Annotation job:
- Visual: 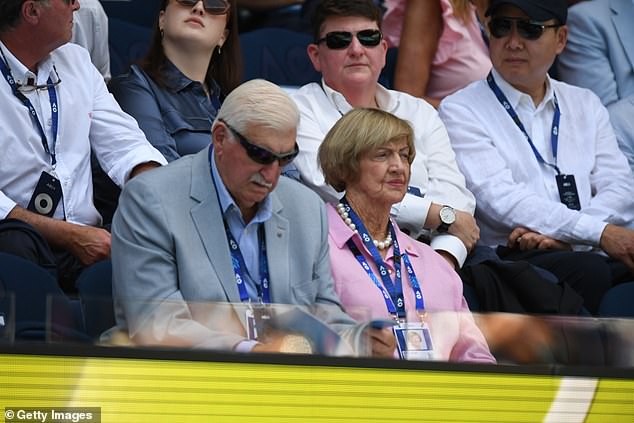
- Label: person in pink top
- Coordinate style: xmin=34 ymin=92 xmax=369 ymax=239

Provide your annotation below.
xmin=384 ymin=0 xmax=491 ymax=107
xmin=318 ymin=108 xmax=495 ymax=363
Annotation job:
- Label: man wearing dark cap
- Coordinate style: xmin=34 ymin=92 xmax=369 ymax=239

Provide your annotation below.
xmin=438 ymin=0 xmax=634 ymax=314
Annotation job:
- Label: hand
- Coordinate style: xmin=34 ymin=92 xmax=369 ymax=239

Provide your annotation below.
xmin=447 ymin=210 xmax=480 ymax=253
xmin=66 ymin=225 xmax=111 ymax=265
xmin=252 ymin=332 xmax=313 ymax=354
xmin=364 ymin=327 xmax=396 ymax=358
xmin=600 ymin=224 xmax=634 ymax=274
xmin=507 ymin=227 xmax=571 ymax=251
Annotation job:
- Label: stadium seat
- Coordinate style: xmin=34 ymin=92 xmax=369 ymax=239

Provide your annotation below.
xmin=598 ymin=282 xmax=634 ymax=318
xmin=76 ymin=260 xmax=116 ymax=339
xmin=0 ymin=253 xmax=87 ymax=342
xmin=240 ymin=27 xmax=321 ymax=87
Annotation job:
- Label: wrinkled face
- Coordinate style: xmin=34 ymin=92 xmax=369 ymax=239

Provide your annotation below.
xmin=488 ymin=5 xmax=567 ymax=97
xmin=346 ymin=138 xmax=411 ymax=208
xmin=307 ymin=16 xmax=387 ymax=93
xmin=159 ymin=0 xmax=228 ymax=52
xmin=213 ymin=122 xmax=297 ymax=216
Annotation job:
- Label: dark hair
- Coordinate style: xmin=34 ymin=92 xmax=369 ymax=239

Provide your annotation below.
xmin=140 ymin=0 xmax=242 ymax=96
xmin=311 ymin=0 xmax=382 ymax=42
xmin=0 ymin=0 xmax=27 ymax=35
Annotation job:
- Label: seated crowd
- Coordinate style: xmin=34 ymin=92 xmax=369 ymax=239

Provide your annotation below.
xmin=0 ymin=0 xmax=632 ymax=364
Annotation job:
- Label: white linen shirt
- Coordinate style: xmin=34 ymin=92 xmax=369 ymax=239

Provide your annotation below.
xmin=0 ymin=42 xmax=167 ymax=225
xmin=439 ymin=69 xmax=634 ymax=248
xmin=292 ymin=81 xmax=475 ymax=267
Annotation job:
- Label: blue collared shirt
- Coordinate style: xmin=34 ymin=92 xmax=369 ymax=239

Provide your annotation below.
xmin=210 ymin=150 xmax=273 ymax=301
xmin=109 ymin=61 xmax=221 ymax=162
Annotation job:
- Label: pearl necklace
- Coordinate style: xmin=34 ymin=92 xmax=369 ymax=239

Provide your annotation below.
xmin=336 ymin=203 xmax=393 ymax=250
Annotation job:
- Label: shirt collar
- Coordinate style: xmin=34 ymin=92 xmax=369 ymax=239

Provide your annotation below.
xmin=163 ymin=59 xmax=221 ymax=98
xmin=0 ymin=41 xmax=55 ymax=86
xmin=320 ymin=79 xmax=399 ymax=113
xmin=491 ymin=68 xmax=556 ymax=111
xmin=210 ymin=146 xmax=273 ymax=224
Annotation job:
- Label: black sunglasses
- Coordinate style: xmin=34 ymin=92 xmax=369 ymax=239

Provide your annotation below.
xmin=175 ymin=0 xmax=230 ymax=15
xmin=316 ymin=29 xmax=382 ymax=50
xmin=220 ymin=120 xmax=299 ymax=166
xmin=488 ymin=17 xmax=561 ymax=41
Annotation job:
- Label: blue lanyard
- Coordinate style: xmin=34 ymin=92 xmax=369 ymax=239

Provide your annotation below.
xmin=341 ymin=198 xmax=425 ymax=319
xmin=209 ymin=147 xmax=271 ymax=304
xmin=223 ymin=223 xmax=271 ymax=304
xmin=0 ymin=49 xmax=59 ymax=167
xmin=487 ymin=72 xmax=561 ymax=175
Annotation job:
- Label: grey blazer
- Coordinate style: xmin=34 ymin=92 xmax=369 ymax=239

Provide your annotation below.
xmin=557 ymin=0 xmax=634 ymax=173
xmin=110 ymin=147 xmax=357 ymax=351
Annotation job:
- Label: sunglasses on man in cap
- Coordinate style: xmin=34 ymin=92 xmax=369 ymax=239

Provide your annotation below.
xmin=488 ymin=17 xmax=562 ymax=41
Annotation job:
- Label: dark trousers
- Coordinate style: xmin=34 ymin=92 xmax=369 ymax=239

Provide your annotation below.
xmin=0 ymin=219 xmax=85 ymax=293
xmin=497 ymin=247 xmax=627 ymax=315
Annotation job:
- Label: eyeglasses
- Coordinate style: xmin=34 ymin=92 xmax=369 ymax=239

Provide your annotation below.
xmin=316 ymin=29 xmax=382 ymax=49
xmin=488 ymin=17 xmax=561 ymax=41
xmin=17 ymin=66 xmax=62 ymax=93
xmin=220 ymin=120 xmax=299 ymax=166
xmin=175 ymin=0 xmax=230 ymax=15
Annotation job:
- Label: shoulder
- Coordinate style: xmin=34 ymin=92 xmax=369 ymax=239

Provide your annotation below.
xmin=53 ymin=43 xmax=92 ymax=64
xmin=568 ymin=0 xmax=610 ymax=21
xmin=552 ymin=78 xmax=605 ymax=108
xmin=275 ymin=176 xmax=325 ymax=206
xmin=125 ymin=153 xmax=196 ymax=195
xmin=292 ymin=83 xmax=323 ymax=105
xmin=109 ymin=65 xmax=153 ymax=91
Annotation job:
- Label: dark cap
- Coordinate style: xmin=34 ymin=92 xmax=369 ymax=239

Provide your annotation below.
xmin=486 ymin=0 xmax=567 ymax=24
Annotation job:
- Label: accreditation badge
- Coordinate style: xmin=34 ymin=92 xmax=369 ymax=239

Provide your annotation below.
xmin=394 ymin=322 xmax=434 ymax=361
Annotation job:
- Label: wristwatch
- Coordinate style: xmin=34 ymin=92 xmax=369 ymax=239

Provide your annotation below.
xmin=437 ymin=205 xmax=456 ymax=233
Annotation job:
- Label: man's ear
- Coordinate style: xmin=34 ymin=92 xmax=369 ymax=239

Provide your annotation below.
xmin=211 ymin=123 xmax=227 ymax=156
xmin=555 ymin=25 xmax=568 ymax=55
xmin=307 ymin=43 xmax=322 ymax=73
xmin=22 ymin=0 xmax=42 ymax=25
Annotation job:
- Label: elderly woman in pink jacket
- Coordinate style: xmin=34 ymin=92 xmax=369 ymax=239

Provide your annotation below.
xmin=319 ymin=108 xmax=495 ymax=363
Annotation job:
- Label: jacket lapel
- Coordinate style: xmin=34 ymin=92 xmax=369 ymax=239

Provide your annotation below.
xmin=264 ymin=192 xmax=291 ymax=304
xmin=611 ymin=0 xmax=634 ymax=70
xmin=189 ymin=148 xmax=241 ymax=304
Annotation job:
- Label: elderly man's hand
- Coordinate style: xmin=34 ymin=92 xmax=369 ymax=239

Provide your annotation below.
xmin=447 ymin=210 xmax=480 ymax=253
xmin=600 ymin=224 xmax=634 ymax=274
xmin=364 ymin=327 xmax=396 ymax=358
xmin=507 ymin=227 xmax=571 ymax=251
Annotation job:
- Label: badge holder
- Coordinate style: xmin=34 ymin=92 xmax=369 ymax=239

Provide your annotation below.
xmin=393 ymin=314 xmax=434 ymax=361
xmin=556 ymin=174 xmax=581 ymax=210
xmin=245 ymin=303 xmax=271 ymax=341
xmin=27 ymin=171 xmax=62 ymax=217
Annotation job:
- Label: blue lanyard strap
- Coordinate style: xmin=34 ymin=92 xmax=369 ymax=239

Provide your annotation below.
xmin=0 ymin=49 xmax=59 ymax=167
xmin=341 ymin=198 xmax=425 ymax=319
xmin=224 ymin=222 xmax=271 ymax=304
xmin=487 ymin=72 xmax=561 ymax=175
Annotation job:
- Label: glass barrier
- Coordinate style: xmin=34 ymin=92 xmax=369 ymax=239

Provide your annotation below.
xmin=42 ymin=295 xmax=634 ymax=367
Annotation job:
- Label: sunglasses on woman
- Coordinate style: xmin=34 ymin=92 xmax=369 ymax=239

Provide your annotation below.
xmin=220 ymin=120 xmax=299 ymax=166
xmin=316 ymin=29 xmax=383 ymax=50
xmin=175 ymin=0 xmax=230 ymax=15
xmin=488 ymin=17 xmax=561 ymax=41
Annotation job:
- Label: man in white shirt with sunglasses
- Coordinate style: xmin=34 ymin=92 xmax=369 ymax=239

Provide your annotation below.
xmin=439 ymin=0 xmax=634 ymax=314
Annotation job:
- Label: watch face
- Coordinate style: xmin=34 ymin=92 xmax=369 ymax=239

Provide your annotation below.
xmin=440 ymin=206 xmax=456 ymax=225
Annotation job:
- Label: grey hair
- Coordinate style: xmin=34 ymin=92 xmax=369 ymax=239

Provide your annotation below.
xmin=214 ymin=79 xmax=299 ymax=135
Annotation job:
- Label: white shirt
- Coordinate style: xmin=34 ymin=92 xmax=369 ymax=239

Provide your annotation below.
xmin=72 ymin=0 xmax=110 ymax=81
xmin=292 ymin=81 xmax=475 ymax=267
xmin=0 ymin=42 xmax=167 ymax=225
xmin=439 ymin=69 xmax=634 ymax=248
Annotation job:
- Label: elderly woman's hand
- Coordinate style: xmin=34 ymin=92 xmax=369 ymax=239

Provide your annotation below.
xmin=447 ymin=210 xmax=480 ymax=253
